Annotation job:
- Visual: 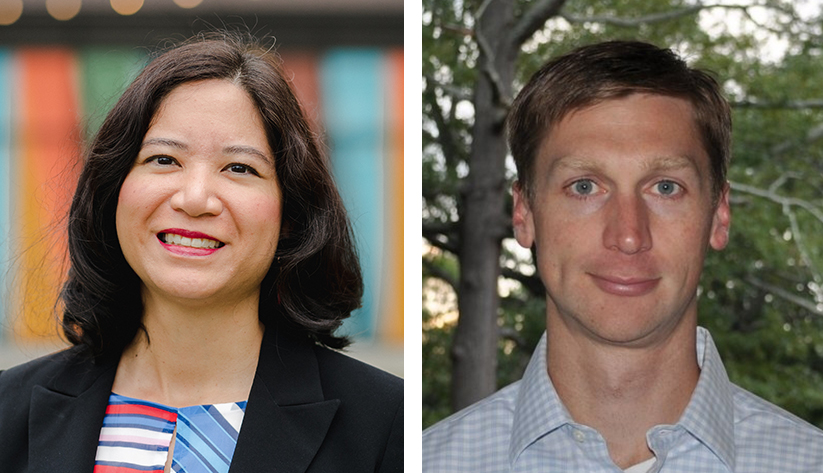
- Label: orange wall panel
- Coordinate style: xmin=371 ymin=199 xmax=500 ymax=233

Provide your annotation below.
xmin=15 ymin=48 xmax=80 ymax=339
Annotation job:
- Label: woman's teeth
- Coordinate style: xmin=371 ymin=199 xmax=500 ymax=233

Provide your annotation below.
xmin=160 ymin=233 xmax=223 ymax=249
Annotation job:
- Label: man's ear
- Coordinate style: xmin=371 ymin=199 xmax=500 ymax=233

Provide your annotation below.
xmin=709 ymin=182 xmax=731 ymax=251
xmin=512 ymin=181 xmax=536 ymax=249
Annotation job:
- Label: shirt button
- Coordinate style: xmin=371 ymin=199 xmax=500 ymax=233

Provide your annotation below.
xmin=573 ymin=430 xmax=585 ymax=443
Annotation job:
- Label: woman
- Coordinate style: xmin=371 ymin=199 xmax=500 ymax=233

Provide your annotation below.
xmin=0 ymin=32 xmax=402 ymax=473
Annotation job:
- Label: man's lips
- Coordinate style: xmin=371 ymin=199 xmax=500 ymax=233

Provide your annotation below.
xmin=588 ymin=273 xmax=661 ymax=297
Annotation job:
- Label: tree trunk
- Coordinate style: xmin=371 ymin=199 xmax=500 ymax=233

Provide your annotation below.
xmin=451 ymin=0 xmax=516 ymax=412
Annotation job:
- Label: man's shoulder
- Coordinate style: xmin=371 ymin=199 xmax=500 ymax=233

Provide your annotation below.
xmin=423 ymin=381 xmax=521 ymax=471
xmin=731 ymin=383 xmax=823 ymax=467
xmin=732 ymin=384 xmax=823 ymax=436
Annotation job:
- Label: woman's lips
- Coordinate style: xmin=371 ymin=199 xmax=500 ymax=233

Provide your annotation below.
xmin=157 ymin=228 xmax=224 ymax=256
xmin=588 ymin=274 xmax=661 ymax=297
xmin=160 ymin=228 xmax=221 ymax=241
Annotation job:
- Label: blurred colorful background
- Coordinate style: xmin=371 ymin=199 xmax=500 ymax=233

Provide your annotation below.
xmin=0 ymin=0 xmax=403 ymax=374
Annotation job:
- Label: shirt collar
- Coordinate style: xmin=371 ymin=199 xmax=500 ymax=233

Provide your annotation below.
xmin=677 ymin=326 xmax=736 ymax=470
xmin=508 ymin=327 xmax=736 ymax=469
xmin=509 ymin=332 xmax=571 ymax=464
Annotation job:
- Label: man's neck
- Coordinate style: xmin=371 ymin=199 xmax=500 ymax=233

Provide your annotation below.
xmin=546 ymin=313 xmax=699 ymax=469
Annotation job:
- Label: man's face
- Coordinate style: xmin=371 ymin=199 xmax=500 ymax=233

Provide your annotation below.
xmin=512 ymin=93 xmax=730 ymax=347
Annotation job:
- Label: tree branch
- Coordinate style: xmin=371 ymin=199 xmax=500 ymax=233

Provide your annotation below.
xmin=509 ymin=0 xmax=568 ymax=48
xmin=423 ymin=222 xmax=460 ymax=255
xmin=744 ymin=276 xmax=823 ymax=315
xmin=730 ymin=181 xmax=823 ymax=225
xmin=732 ymin=180 xmax=823 ymax=305
xmin=501 ymin=266 xmax=545 ymax=297
xmin=558 ymin=3 xmax=795 ymax=30
xmin=782 ymin=202 xmax=823 ymax=299
xmin=423 ymin=84 xmax=466 ymax=169
xmin=423 ymin=257 xmax=459 ymax=291
xmin=424 ymin=73 xmax=472 ymax=103
xmin=732 ymin=99 xmax=823 ymax=109
xmin=474 ymin=31 xmax=511 ymax=108
xmin=559 ymin=5 xmax=702 ymax=28
xmin=499 ymin=326 xmax=528 ymax=351
xmin=473 ymin=0 xmax=523 ymax=110
xmin=770 ymin=123 xmax=823 ymax=156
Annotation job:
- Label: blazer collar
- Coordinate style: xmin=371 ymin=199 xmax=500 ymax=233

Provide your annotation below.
xmin=26 ymin=328 xmax=339 ymax=473
xmin=229 ymin=328 xmax=341 ymax=472
xmin=28 ymin=350 xmax=119 ymax=473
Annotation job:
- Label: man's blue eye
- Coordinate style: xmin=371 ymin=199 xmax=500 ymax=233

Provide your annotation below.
xmin=656 ymin=181 xmax=679 ymax=195
xmin=573 ymin=180 xmax=595 ymax=195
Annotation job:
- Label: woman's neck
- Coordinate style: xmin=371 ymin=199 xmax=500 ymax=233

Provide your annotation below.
xmin=112 ymin=294 xmax=265 ymax=408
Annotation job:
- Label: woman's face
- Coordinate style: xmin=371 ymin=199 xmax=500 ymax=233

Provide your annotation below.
xmin=116 ymin=79 xmax=283 ymax=309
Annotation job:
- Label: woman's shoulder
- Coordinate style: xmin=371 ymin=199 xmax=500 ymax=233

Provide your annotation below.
xmin=312 ymin=344 xmax=403 ymax=398
xmin=0 ymin=346 xmax=85 ymax=392
xmin=0 ymin=345 xmax=116 ymax=400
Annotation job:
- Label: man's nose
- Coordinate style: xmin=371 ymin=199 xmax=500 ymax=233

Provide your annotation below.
xmin=602 ymin=193 xmax=652 ymax=254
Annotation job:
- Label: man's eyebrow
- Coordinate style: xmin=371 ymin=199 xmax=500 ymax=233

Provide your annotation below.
xmin=549 ymin=156 xmax=603 ymax=174
xmin=549 ymin=155 xmax=701 ymax=174
xmin=641 ymin=155 xmax=700 ymax=173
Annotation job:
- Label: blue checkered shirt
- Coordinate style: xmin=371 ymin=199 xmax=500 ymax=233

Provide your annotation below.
xmin=423 ymin=327 xmax=823 ymax=472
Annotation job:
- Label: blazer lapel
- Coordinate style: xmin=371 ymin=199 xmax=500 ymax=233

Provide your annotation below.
xmin=229 ymin=329 xmax=340 ymax=473
xmin=28 ymin=352 xmax=117 ymax=473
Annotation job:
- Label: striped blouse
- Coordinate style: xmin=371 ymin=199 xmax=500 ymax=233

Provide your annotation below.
xmin=94 ymin=393 xmax=247 ymax=473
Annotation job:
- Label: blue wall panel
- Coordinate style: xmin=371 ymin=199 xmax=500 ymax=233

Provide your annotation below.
xmin=321 ymin=50 xmax=384 ymax=339
xmin=0 ymin=50 xmax=11 ymax=339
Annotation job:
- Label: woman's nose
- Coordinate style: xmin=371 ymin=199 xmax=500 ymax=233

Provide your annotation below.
xmin=169 ymin=170 xmax=223 ymax=217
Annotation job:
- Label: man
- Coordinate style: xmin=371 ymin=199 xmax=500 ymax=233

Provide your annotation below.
xmin=422 ymin=41 xmax=823 ymax=472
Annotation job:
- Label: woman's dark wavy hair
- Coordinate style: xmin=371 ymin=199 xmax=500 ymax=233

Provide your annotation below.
xmin=60 ymin=31 xmax=363 ymax=358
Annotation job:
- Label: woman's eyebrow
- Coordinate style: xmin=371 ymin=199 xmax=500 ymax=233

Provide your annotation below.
xmin=140 ymin=138 xmax=274 ymax=166
xmin=223 ymin=145 xmax=274 ymax=166
xmin=141 ymin=137 xmax=188 ymax=151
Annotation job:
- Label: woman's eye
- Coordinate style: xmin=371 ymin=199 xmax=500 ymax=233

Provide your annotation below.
xmin=569 ymin=179 xmax=599 ymax=196
xmin=144 ymin=155 xmax=177 ymax=166
xmin=226 ymin=163 xmax=259 ymax=176
xmin=654 ymin=180 xmax=681 ymax=196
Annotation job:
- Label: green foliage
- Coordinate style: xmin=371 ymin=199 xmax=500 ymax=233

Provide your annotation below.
xmin=424 ymin=0 xmax=823 ymax=428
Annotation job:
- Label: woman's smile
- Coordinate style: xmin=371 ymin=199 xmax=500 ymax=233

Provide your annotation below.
xmin=158 ymin=228 xmax=225 ymax=253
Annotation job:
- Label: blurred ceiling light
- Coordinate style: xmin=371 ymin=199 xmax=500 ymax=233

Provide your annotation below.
xmin=47 ymin=0 xmax=82 ymax=21
xmin=0 ymin=0 xmax=23 ymax=26
xmin=110 ymin=0 xmax=143 ymax=15
xmin=173 ymin=0 xmax=203 ymax=8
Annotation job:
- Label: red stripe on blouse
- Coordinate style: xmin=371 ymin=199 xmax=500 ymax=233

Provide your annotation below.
xmin=105 ymin=403 xmax=178 ymax=423
xmin=93 ymin=465 xmax=164 ymax=473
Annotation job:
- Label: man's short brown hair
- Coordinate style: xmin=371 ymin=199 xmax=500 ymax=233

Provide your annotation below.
xmin=507 ymin=40 xmax=731 ymax=202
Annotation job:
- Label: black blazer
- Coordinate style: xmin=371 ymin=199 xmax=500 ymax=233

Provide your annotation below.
xmin=0 ymin=329 xmax=403 ymax=472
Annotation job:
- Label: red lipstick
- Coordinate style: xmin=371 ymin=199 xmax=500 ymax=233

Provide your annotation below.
xmin=159 ymin=228 xmax=221 ymax=241
xmin=157 ymin=228 xmax=224 ymax=256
